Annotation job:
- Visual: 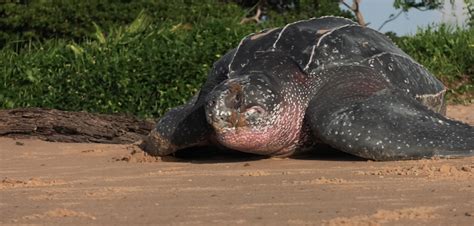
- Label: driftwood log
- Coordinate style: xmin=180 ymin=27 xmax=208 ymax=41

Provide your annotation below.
xmin=0 ymin=108 xmax=154 ymax=144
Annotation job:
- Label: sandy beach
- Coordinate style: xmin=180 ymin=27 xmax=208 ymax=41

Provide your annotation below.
xmin=1 ymin=104 xmax=473 ymax=225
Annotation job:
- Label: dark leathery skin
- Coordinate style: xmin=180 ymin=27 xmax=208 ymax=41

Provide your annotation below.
xmin=143 ymin=16 xmax=473 ymax=160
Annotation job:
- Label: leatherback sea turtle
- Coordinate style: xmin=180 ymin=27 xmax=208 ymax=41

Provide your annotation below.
xmin=141 ymin=16 xmax=473 ymax=160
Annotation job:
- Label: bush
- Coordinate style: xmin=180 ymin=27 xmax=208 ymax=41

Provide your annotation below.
xmin=0 ymin=0 xmax=350 ymax=118
xmin=1 ymin=16 xmax=240 ymax=118
xmin=395 ymin=25 xmax=474 ymax=102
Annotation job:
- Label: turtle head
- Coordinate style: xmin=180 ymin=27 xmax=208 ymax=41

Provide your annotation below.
xmin=205 ymin=70 xmax=306 ymax=156
xmin=206 ymin=73 xmax=280 ymax=130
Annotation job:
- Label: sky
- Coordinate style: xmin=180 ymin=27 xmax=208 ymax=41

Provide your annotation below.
xmin=341 ymin=0 xmax=470 ymax=35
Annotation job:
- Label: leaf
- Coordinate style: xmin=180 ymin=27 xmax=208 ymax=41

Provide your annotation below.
xmin=126 ymin=10 xmax=151 ymax=34
xmin=93 ymin=22 xmax=107 ymax=45
xmin=67 ymin=44 xmax=84 ymax=56
xmin=26 ymin=69 xmax=36 ymax=83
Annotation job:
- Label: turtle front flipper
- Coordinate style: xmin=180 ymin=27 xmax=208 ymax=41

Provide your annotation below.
xmin=141 ymin=99 xmax=211 ymax=156
xmin=307 ymin=66 xmax=473 ymax=161
xmin=141 ymin=49 xmax=238 ymax=156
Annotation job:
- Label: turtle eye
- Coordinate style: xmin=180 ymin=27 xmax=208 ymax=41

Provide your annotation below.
xmin=244 ymin=105 xmax=267 ymax=117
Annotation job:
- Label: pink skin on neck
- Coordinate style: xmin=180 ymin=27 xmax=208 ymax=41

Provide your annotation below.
xmin=214 ymin=104 xmax=306 ymax=156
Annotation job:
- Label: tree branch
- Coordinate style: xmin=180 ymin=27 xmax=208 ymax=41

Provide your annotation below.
xmin=240 ymin=6 xmax=262 ymax=24
xmin=240 ymin=0 xmax=265 ymax=24
xmin=378 ymin=9 xmax=404 ymax=31
xmin=340 ymin=0 xmax=367 ymax=26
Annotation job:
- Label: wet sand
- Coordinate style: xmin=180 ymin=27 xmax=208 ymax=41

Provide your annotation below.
xmin=1 ymin=104 xmax=473 ymax=225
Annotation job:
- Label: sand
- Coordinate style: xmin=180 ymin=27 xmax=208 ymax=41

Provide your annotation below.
xmin=1 ymin=104 xmax=473 ymax=225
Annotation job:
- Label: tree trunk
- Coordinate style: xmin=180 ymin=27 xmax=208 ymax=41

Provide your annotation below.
xmin=0 ymin=108 xmax=154 ymax=144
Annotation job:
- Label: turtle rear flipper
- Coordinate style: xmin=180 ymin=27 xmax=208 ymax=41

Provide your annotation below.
xmin=308 ymin=67 xmax=473 ymax=161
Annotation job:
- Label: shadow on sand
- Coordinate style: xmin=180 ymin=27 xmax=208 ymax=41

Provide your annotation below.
xmin=160 ymin=144 xmax=365 ymax=164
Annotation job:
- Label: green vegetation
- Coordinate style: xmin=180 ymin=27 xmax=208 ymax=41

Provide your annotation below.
xmin=0 ymin=0 xmax=472 ymax=118
xmin=0 ymin=0 xmax=349 ymax=49
xmin=395 ymin=25 xmax=473 ymax=102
